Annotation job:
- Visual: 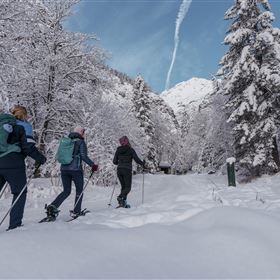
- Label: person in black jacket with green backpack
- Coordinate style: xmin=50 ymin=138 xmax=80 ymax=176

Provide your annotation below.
xmin=44 ymin=126 xmax=98 ymax=221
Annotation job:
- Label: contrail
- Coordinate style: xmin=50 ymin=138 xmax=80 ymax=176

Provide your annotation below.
xmin=165 ymin=0 xmax=192 ymax=90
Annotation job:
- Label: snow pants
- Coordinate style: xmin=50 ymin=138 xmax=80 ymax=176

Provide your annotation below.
xmin=0 ymin=168 xmax=27 ymax=229
xmin=117 ymin=168 xmax=132 ymax=201
xmin=51 ymin=170 xmax=84 ymax=213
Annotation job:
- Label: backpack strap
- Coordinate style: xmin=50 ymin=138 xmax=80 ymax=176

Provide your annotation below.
xmin=72 ymin=138 xmax=82 ymax=157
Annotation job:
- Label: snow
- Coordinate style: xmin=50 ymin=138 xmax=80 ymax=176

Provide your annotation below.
xmin=238 ymin=101 xmax=250 ymax=115
xmin=226 ymin=157 xmax=236 ymax=164
xmin=253 ymin=151 xmax=266 ymax=167
xmin=159 ymin=161 xmax=171 ymax=168
xmin=161 ymin=77 xmax=213 ymax=113
xmin=1 ymin=173 xmax=280 ymax=278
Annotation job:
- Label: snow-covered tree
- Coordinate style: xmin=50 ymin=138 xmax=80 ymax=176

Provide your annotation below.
xmin=84 ymin=87 xmax=134 ymax=186
xmin=23 ymin=1 xmax=103 ymax=153
xmin=0 ymin=0 xmax=195 ymax=185
xmin=150 ymin=95 xmax=180 ymax=171
xmin=217 ymin=0 xmax=280 ymax=179
xmin=132 ymin=75 xmax=157 ymax=171
xmin=198 ymin=92 xmax=234 ymax=173
xmin=0 ymin=0 xmax=106 ymax=176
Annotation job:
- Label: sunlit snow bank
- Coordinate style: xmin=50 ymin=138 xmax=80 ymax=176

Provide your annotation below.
xmin=0 ymin=173 xmax=280 ymax=278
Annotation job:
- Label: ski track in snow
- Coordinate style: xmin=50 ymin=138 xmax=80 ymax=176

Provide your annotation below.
xmin=1 ymin=173 xmax=280 ymax=231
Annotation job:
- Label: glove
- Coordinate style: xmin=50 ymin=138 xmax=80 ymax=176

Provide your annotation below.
xmin=37 ymin=155 xmax=47 ymax=165
xmin=42 ymin=156 xmax=47 ymax=164
xmin=92 ymin=164 xmax=99 ymax=172
xmin=142 ymin=160 xmax=147 ymax=169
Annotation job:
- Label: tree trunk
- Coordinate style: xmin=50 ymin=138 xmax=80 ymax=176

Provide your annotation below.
xmin=272 ymin=136 xmax=280 ymax=169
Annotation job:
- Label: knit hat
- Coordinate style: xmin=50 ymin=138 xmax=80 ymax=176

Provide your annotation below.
xmin=119 ymin=136 xmax=130 ymax=146
xmin=74 ymin=126 xmax=85 ymax=136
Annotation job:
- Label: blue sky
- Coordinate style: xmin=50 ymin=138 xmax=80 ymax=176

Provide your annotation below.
xmin=65 ymin=0 xmax=280 ymax=93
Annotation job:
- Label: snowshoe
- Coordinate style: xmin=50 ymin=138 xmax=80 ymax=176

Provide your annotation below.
xmin=67 ymin=208 xmax=90 ymax=222
xmin=39 ymin=204 xmax=59 ymax=223
xmin=116 ymin=204 xmax=131 ymax=209
xmin=39 ymin=216 xmax=56 ymax=223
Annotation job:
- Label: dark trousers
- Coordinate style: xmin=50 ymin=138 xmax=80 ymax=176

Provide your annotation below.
xmin=0 ymin=168 xmax=27 ymax=228
xmin=117 ymin=168 xmax=132 ymax=201
xmin=51 ymin=170 xmax=84 ymax=213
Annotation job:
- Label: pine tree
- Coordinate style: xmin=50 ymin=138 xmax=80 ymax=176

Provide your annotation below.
xmin=217 ymin=0 xmax=280 ymax=179
xmin=132 ymin=75 xmax=157 ymax=171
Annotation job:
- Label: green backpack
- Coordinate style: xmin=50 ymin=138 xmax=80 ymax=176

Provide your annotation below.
xmin=55 ymin=137 xmax=80 ymax=164
xmin=0 ymin=114 xmax=21 ymax=158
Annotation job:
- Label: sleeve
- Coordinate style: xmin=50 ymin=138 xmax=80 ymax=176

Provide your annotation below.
xmin=25 ymin=122 xmax=33 ymax=137
xmin=113 ymin=149 xmax=119 ymax=165
xmin=18 ymin=126 xmax=46 ymax=164
xmin=79 ymin=140 xmax=94 ymax=167
xmin=132 ymin=148 xmax=144 ymax=166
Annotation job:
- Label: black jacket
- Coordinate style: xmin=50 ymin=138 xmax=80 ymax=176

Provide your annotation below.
xmin=113 ymin=145 xmax=144 ymax=170
xmin=0 ymin=125 xmax=46 ymax=169
xmin=61 ymin=132 xmax=94 ymax=171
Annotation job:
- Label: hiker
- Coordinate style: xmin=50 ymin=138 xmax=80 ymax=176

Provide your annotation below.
xmin=44 ymin=126 xmax=98 ymax=221
xmin=113 ymin=136 xmax=145 ymax=207
xmin=0 ymin=110 xmax=46 ymax=230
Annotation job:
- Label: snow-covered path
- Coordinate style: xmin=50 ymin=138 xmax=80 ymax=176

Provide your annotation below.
xmin=1 ymin=173 xmax=280 ymax=278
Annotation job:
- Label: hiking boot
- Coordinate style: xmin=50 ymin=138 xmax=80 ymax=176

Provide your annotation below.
xmin=46 ymin=204 xmax=59 ymax=219
xmin=117 ymin=196 xmax=127 ymax=207
xmin=6 ymin=223 xmax=23 ymax=231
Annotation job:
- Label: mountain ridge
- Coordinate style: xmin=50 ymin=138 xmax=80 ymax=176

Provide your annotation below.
xmin=161 ymin=77 xmax=214 ymax=114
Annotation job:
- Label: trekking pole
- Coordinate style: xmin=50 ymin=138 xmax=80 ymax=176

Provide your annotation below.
xmin=0 ymin=164 xmax=41 ymax=228
xmin=108 ymin=181 xmax=117 ymax=207
xmin=0 ymin=182 xmax=8 ymax=200
xmin=142 ymin=169 xmax=145 ymax=204
xmin=71 ymin=170 xmax=94 ymax=214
